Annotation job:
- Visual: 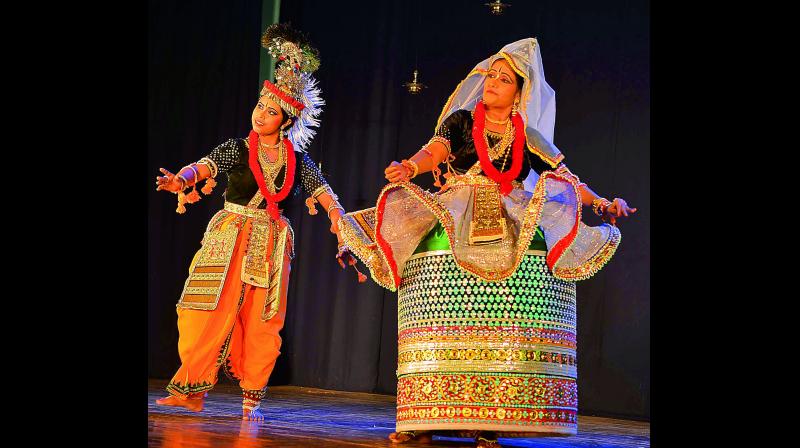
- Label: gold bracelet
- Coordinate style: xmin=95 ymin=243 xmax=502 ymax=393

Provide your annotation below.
xmin=327 ymin=203 xmax=345 ymax=219
xmin=401 ymin=159 xmax=419 ymax=179
xmin=592 ymin=197 xmax=611 ymax=216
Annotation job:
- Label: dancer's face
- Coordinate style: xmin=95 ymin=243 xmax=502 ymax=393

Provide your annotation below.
xmin=252 ymin=96 xmax=285 ymax=136
xmin=482 ymin=58 xmax=521 ymax=110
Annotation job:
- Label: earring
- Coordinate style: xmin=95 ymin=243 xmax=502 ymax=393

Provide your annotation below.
xmin=511 ymin=101 xmax=519 ymax=116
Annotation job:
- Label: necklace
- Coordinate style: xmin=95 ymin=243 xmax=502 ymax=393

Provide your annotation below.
xmin=258 ymin=138 xmax=281 ymax=149
xmin=258 ymin=140 xmax=286 ymax=193
xmin=484 ymin=113 xmax=510 ymax=125
xmin=471 ymin=101 xmax=525 ymax=195
xmin=247 ymin=130 xmax=296 ymax=220
xmin=484 ymin=120 xmax=514 ymax=160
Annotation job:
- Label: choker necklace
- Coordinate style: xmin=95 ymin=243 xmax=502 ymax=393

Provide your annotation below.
xmin=484 ymin=114 xmax=510 ymax=125
xmin=258 ymin=139 xmax=281 ymax=149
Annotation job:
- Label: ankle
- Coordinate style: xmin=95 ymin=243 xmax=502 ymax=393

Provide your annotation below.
xmin=242 ymin=389 xmax=265 ymax=412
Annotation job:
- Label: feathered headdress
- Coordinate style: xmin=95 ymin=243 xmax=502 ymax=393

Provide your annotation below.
xmin=260 ymin=23 xmax=324 ymax=151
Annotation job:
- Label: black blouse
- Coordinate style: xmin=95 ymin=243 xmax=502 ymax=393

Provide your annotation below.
xmin=434 ymin=109 xmax=560 ymax=180
xmin=204 ymin=138 xmax=328 ymax=208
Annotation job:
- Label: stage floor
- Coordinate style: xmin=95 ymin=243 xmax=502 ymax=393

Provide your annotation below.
xmin=148 ymin=379 xmax=649 ymax=447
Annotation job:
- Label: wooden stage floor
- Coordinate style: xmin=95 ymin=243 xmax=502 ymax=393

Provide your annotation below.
xmin=148 ymin=379 xmax=650 ymax=447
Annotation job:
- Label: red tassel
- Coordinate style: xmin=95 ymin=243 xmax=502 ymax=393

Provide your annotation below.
xmin=176 ymin=192 xmax=187 ymax=214
xmin=186 ymin=188 xmax=201 ymax=203
xmin=201 ymin=178 xmax=217 ymax=195
xmin=353 ymin=265 xmax=367 ymax=283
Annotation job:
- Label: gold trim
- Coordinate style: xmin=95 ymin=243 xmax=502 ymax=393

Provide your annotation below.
xmin=399 ymin=340 xmax=574 ymax=352
xmin=311 ymin=184 xmax=334 ymax=199
xmin=396 ymin=359 xmax=577 ymax=377
xmin=262 ymin=223 xmax=291 ymax=321
xmin=242 ymin=219 xmax=271 ymax=287
xmin=224 ymin=201 xmax=270 ymax=219
xmin=427 ymin=136 xmax=451 ymax=153
xmin=399 ymin=317 xmax=576 ymax=330
xmin=260 ymin=88 xmax=300 ymax=117
xmin=177 ymin=222 xmax=240 ymax=311
xmin=338 ymin=211 xmax=395 ymax=290
xmin=197 ymin=157 xmax=218 ymax=178
xmin=553 ymin=225 xmax=621 ymax=281
xmin=396 ymin=422 xmax=576 ymax=435
xmin=406 ymin=249 xmax=547 ymax=263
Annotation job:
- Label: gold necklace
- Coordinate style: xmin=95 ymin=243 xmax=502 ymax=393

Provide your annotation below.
xmin=485 ymin=113 xmax=510 ymax=125
xmin=484 ymin=120 xmax=513 ymax=160
xmin=258 ymin=141 xmax=286 ymax=193
xmin=258 ymin=138 xmax=280 ymax=149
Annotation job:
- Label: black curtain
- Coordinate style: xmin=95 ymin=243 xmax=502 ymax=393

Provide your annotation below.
xmin=149 ymin=0 xmax=650 ymax=420
xmin=147 ymin=0 xmax=262 ymax=382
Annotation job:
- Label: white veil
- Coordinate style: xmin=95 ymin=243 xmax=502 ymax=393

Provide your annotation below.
xmin=434 ymin=38 xmax=562 ymax=190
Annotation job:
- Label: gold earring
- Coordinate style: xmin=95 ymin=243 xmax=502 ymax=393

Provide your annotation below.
xmin=511 ymin=101 xmax=519 ymax=116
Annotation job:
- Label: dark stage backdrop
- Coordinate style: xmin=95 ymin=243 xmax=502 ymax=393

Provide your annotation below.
xmin=148 ymin=0 xmax=650 ymax=420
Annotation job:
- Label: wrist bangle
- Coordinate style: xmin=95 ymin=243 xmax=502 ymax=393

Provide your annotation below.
xmin=188 ymin=164 xmax=199 ymax=187
xmin=592 ymin=197 xmax=611 ymax=217
xmin=175 ymin=174 xmax=189 ymax=191
xmin=401 ymin=159 xmax=419 ymax=179
xmin=327 ymin=203 xmax=345 ymax=219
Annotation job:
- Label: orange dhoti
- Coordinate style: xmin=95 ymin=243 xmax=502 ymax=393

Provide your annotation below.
xmin=165 ymin=210 xmax=293 ymax=401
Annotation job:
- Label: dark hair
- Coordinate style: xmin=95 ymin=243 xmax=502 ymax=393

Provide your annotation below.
xmin=514 ymin=72 xmax=524 ymax=91
xmin=279 ymin=108 xmax=292 ymax=126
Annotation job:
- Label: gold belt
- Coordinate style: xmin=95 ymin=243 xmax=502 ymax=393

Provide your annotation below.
xmin=444 ymin=173 xmax=524 ymax=190
xmin=223 ymin=201 xmax=272 ymax=219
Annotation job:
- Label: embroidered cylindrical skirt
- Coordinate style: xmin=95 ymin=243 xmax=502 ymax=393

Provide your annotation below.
xmin=395 ymin=249 xmax=578 ymax=436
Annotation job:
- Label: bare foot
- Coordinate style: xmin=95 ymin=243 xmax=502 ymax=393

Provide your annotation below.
xmin=155 ymin=395 xmax=204 ymax=412
xmin=242 ymin=408 xmax=265 ymax=422
xmin=388 ymin=431 xmax=432 ymax=444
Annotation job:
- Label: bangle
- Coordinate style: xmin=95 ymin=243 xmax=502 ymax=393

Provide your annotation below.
xmin=197 ymin=157 xmax=218 ymax=178
xmin=428 ymin=136 xmax=451 ymax=153
xmin=327 ymin=203 xmax=345 ymax=219
xmin=401 ymin=159 xmax=419 ymax=179
xmin=189 ymin=164 xmax=199 ymax=186
xmin=175 ymin=174 xmax=189 ymax=191
xmin=178 ymin=165 xmax=195 ymax=187
xmin=592 ymin=197 xmax=612 ymax=217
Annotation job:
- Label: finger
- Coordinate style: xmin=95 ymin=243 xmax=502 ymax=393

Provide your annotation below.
xmin=160 ymin=168 xmax=174 ymax=176
xmin=337 ymin=258 xmax=345 ymax=269
xmin=614 ymin=201 xmax=624 ymax=217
